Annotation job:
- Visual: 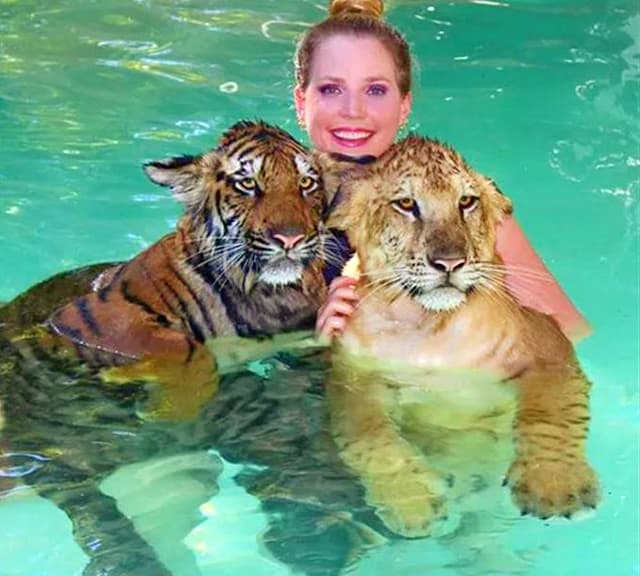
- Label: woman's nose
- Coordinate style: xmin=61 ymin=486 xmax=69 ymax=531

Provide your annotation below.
xmin=341 ymin=93 xmax=365 ymax=118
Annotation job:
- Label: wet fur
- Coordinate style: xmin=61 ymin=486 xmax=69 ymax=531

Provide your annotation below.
xmin=0 ymin=120 xmax=332 ymax=575
xmin=38 ymin=120 xmax=329 ymax=420
xmin=320 ymin=135 xmax=600 ymax=539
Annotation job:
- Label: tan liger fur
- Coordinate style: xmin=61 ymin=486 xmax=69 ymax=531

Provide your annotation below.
xmin=320 ymin=136 xmax=599 ymax=539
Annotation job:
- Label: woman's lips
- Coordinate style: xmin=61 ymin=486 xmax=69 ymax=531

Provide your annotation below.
xmin=330 ymin=129 xmax=373 ymax=148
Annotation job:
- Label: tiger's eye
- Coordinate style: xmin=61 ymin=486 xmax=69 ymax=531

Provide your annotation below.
xmin=299 ymin=175 xmax=316 ymax=190
xmin=241 ymin=177 xmax=257 ymax=189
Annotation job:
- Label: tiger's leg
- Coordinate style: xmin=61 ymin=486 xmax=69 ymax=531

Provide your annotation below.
xmin=506 ymin=366 xmax=599 ymax=518
xmin=327 ymin=365 xmax=448 ymax=538
xmin=101 ymin=342 xmax=219 ymax=422
xmin=46 ymin=293 xmax=219 ymax=421
xmin=36 ymin=463 xmax=174 ymax=576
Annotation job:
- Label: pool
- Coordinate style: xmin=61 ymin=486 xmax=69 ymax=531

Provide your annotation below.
xmin=0 ymin=1 xmax=638 ymax=575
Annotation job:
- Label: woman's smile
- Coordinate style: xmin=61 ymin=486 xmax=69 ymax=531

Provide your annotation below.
xmin=294 ymin=35 xmax=411 ymax=158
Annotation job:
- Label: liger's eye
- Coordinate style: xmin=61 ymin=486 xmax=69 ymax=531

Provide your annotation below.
xmin=393 ymin=197 xmax=417 ymax=213
xmin=299 ymin=175 xmax=317 ymax=193
xmin=459 ymin=195 xmax=478 ymax=212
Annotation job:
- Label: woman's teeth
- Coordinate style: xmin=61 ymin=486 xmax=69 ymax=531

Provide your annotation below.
xmin=332 ymin=130 xmax=371 ymax=140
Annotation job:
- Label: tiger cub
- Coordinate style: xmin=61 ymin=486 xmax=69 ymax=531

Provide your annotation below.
xmin=319 ymin=135 xmax=599 ymax=538
xmin=18 ymin=121 xmax=329 ymax=420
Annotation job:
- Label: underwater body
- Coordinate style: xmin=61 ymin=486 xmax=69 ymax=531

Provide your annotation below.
xmin=1 ymin=1 xmax=638 ymax=575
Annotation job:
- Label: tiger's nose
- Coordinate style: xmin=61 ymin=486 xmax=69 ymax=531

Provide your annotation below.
xmin=273 ymin=233 xmax=305 ymax=250
xmin=428 ymin=256 xmax=467 ymax=273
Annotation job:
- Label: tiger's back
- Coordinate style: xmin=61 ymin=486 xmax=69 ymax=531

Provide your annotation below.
xmin=0 ymin=120 xmax=332 ymax=575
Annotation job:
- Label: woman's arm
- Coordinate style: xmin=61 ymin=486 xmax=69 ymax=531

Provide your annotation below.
xmin=497 ymin=216 xmax=592 ymax=343
xmin=317 ymin=218 xmax=592 ymax=343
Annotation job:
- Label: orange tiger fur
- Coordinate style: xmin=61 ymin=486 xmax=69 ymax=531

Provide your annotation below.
xmin=39 ymin=121 xmax=328 ymax=419
xmin=319 ymin=135 xmax=599 ymax=539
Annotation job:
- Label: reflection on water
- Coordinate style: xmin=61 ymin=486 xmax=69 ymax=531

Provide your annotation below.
xmin=0 ymin=1 xmax=638 ymax=576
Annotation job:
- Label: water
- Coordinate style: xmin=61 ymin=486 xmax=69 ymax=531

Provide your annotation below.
xmin=0 ymin=0 xmax=638 ymax=575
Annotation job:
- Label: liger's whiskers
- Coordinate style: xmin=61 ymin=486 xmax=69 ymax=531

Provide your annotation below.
xmin=479 ymin=263 xmax=555 ymax=284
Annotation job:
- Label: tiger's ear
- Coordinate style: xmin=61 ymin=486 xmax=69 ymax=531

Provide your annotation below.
xmin=144 ymin=155 xmax=208 ymax=208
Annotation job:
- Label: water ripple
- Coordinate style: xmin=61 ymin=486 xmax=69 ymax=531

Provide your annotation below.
xmin=0 ymin=452 xmax=51 ymax=479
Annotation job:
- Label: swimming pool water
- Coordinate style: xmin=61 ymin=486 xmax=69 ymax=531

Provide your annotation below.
xmin=0 ymin=1 xmax=638 ymax=575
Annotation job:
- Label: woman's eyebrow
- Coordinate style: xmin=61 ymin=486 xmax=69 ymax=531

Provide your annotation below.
xmin=314 ymin=75 xmax=392 ymax=83
xmin=315 ymin=76 xmax=344 ymax=83
xmin=363 ymin=76 xmax=392 ymax=83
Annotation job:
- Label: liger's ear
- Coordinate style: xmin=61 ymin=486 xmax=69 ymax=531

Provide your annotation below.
xmin=324 ymin=182 xmax=356 ymax=231
xmin=144 ymin=154 xmax=208 ymax=208
xmin=474 ymin=171 xmax=513 ymax=221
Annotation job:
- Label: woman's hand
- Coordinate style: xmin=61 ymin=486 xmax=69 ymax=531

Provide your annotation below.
xmin=316 ymin=276 xmax=359 ymax=341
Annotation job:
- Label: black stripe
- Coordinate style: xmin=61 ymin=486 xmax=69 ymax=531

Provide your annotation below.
xmin=120 ymin=280 xmax=171 ymax=328
xmin=214 ymin=190 xmax=228 ymax=235
xmin=147 ymin=273 xmax=181 ymax=320
xmin=225 ymin=139 xmax=255 ymax=158
xmin=75 ymin=297 xmax=102 ymax=337
xmin=135 ymin=257 xmax=183 ymax=320
xmin=161 ymin=245 xmax=217 ymax=337
xmin=216 ymin=284 xmax=254 ymax=337
xmin=47 ymin=320 xmax=84 ymax=342
xmin=145 ymin=155 xmax=196 ymax=171
xmin=97 ymin=264 xmax=125 ymax=302
xmin=160 ymin=279 xmax=206 ymax=343
xmin=185 ymin=338 xmax=196 ymax=363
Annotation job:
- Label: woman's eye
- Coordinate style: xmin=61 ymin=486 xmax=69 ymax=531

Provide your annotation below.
xmin=318 ymin=84 xmax=340 ymax=95
xmin=367 ymin=84 xmax=388 ymax=96
xmin=459 ymin=195 xmax=479 ymax=212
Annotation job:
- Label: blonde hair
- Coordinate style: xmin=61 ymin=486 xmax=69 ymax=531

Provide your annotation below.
xmin=294 ymin=0 xmax=411 ymax=95
xmin=329 ymin=0 xmax=384 ymax=18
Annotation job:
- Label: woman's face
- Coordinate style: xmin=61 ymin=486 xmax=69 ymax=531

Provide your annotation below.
xmin=294 ymin=34 xmax=412 ymax=158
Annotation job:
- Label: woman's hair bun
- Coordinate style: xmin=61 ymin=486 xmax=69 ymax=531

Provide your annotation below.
xmin=328 ymin=0 xmax=384 ymax=19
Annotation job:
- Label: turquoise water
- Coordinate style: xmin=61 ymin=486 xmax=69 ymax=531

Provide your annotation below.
xmin=0 ymin=1 xmax=638 ymax=575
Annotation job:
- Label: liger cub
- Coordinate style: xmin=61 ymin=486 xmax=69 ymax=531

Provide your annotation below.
xmin=320 ymin=135 xmax=600 ymax=539
xmin=4 ymin=120 xmax=329 ymax=420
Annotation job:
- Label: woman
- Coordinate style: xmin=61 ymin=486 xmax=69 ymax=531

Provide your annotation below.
xmin=293 ymin=0 xmax=591 ymax=342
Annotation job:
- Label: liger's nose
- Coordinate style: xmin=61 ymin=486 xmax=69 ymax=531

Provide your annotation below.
xmin=428 ymin=256 xmax=467 ymax=273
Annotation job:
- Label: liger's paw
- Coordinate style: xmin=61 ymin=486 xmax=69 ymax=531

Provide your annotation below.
xmin=367 ymin=466 xmax=450 ymax=538
xmin=506 ymin=457 xmax=600 ymax=519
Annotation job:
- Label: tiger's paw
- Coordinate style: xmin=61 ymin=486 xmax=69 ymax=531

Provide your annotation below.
xmin=367 ymin=467 xmax=450 ymax=538
xmin=100 ymin=349 xmax=218 ymax=421
xmin=506 ymin=457 xmax=600 ymax=519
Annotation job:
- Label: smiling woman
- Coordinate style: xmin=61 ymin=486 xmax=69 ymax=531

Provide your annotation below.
xmin=293 ymin=0 xmax=411 ymax=157
xmin=294 ymin=0 xmax=591 ymax=345
xmin=294 ymin=34 xmax=411 ymax=157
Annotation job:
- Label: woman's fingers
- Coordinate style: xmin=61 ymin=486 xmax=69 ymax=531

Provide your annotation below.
xmin=327 ymin=275 xmax=358 ymax=295
xmin=316 ymin=276 xmax=360 ymax=339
